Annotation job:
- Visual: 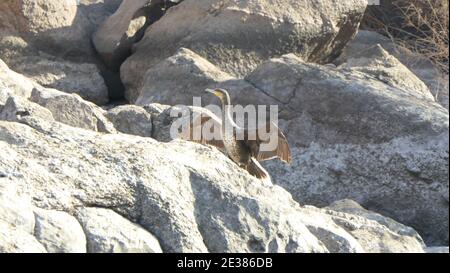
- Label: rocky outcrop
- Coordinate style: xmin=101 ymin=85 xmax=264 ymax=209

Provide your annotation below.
xmin=0 ymin=1 xmax=113 ymax=104
xmin=76 ymin=207 xmax=162 ymax=253
xmin=0 ymin=115 xmax=427 ymax=253
xmin=106 ymin=105 xmax=152 ymax=137
xmin=141 ymin=52 xmax=448 ymax=245
xmin=92 ymin=0 xmax=182 ymax=70
xmin=132 ymin=48 xmax=278 ymax=106
xmin=30 ymin=87 xmax=116 ymax=133
xmin=250 ymin=54 xmax=448 ymax=245
xmin=337 ymin=30 xmax=449 ymax=110
xmin=121 ymin=0 xmax=368 ymax=101
xmin=33 ymin=208 xmax=87 ymax=253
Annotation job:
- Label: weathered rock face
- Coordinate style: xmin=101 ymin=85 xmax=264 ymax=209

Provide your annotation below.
xmin=337 ymin=30 xmax=449 ymax=110
xmin=338 ymin=44 xmax=435 ymax=102
xmin=121 ymin=0 xmax=368 ymax=100
xmin=143 ymin=51 xmax=449 ymax=245
xmin=76 ymin=207 xmax=162 ymax=253
xmin=34 ymin=208 xmax=87 ymax=253
xmin=324 ymin=200 xmax=426 ymax=253
xmin=132 ymin=48 xmax=278 ymax=106
xmin=30 ymin=87 xmax=116 ymax=133
xmin=92 ymin=0 xmax=182 ymax=70
xmin=0 ymin=115 xmax=427 ymax=253
xmin=250 ymin=54 xmax=449 ymax=245
xmin=0 ymin=1 xmax=115 ymax=104
xmin=106 ymin=105 xmax=152 ymax=137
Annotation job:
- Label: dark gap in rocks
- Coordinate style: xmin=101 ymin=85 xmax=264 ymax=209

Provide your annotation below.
xmin=98 ymin=0 xmax=182 ymax=104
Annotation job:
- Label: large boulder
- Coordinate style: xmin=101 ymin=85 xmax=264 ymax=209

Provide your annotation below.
xmin=0 ymin=0 xmax=91 ymax=60
xmin=249 ymin=54 xmax=448 ymax=245
xmin=33 ymin=208 xmax=87 ymax=253
xmin=121 ymin=0 xmax=368 ymax=101
xmin=92 ymin=0 xmax=182 ymax=70
xmin=0 ymin=116 xmax=427 ymax=253
xmin=337 ymin=30 xmax=449 ymax=110
xmin=133 ymin=48 xmax=278 ymax=106
xmin=0 ymin=1 xmax=117 ymax=105
xmin=76 ymin=207 xmax=162 ymax=253
xmin=106 ymin=105 xmax=152 ymax=137
xmin=30 ymin=87 xmax=116 ymax=133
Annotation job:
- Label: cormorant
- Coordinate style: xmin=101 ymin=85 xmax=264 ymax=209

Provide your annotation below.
xmin=181 ymin=88 xmax=291 ymax=180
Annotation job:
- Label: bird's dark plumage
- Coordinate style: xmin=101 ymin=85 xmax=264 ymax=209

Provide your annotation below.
xmin=180 ymin=88 xmax=291 ymax=180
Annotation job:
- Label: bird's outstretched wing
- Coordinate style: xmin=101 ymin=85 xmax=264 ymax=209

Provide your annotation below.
xmin=178 ymin=109 xmax=225 ymax=151
xmin=244 ymin=122 xmax=291 ymax=164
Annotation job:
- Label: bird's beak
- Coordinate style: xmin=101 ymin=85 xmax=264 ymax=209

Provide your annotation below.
xmin=205 ymin=88 xmax=215 ymax=94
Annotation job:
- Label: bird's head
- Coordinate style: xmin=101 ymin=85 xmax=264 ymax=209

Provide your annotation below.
xmin=205 ymin=88 xmax=230 ymax=103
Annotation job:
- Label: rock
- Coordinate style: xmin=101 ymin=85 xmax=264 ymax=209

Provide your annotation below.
xmin=0 ymin=1 xmax=117 ymax=104
xmin=0 ymin=119 xmax=363 ymax=253
xmin=93 ymin=0 xmax=181 ymax=70
xmin=30 ymin=87 xmax=116 ymax=133
xmin=0 ymin=181 xmax=46 ymax=253
xmin=121 ymin=0 xmax=368 ymax=98
xmin=132 ymin=48 xmax=278 ymax=106
xmin=426 ymin=247 xmax=449 ymax=253
xmin=0 ymin=181 xmax=35 ymax=234
xmin=0 ymin=223 xmax=47 ymax=253
xmin=0 ymin=0 xmax=92 ymax=60
xmin=13 ymin=57 xmax=109 ymax=105
xmin=106 ymin=105 xmax=152 ymax=137
xmin=242 ymin=54 xmax=449 ymax=245
xmin=76 ymin=207 xmax=162 ymax=253
xmin=0 ymin=59 xmax=36 ymax=102
xmin=325 ymin=200 xmax=426 ymax=253
xmin=337 ymin=30 xmax=449 ymax=110
xmin=0 ymin=96 xmax=54 ymax=123
xmin=339 ymin=44 xmax=435 ymax=102
xmin=33 ymin=208 xmax=87 ymax=253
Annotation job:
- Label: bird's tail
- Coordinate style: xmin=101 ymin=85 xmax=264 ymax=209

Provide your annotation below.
xmin=246 ymin=158 xmax=270 ymax=181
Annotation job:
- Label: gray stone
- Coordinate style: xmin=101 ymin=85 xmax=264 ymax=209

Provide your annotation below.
xmin=13 ymin=58 xmax=109 ymax=105
xmin=121 ymin=0 xmax=367 ymax=99
xmin=106 ymin=105 xmax=152 ymax=137
xmin=0 ymin=96 xmax=54 ymax=123
xmin=33 ymin=208 xmax=87 ymax=253
xmin=337 ymin=30 xmax=449 ymax=110
xmin=30 ymin=87 xmax=115 ymax=133
xmin=76 ymin=207 xmax=162 ymax=253
xmin=325 ymin=200 xmax=426 ymax=253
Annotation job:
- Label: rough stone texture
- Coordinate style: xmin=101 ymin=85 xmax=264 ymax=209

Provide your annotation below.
xmin=0 ymin=0 xmax=92 ymax=60
xmin=339 ymin=44 xmax=435 ymax=102
xmin=246 ymin=54 xmax=449 ymax=246
xmin=30 ymin=87 xmax=116 ymax=133
xmin=132 ymin=48 xmax=279 ymax=106
xmin=324 ymin=200 xmax=426 ymax=253
xmin=0 ymin=115 xmax=430 ymax=253
xmin=337 ymin=30 xmax=449 ymax=110
xmin=93 ymin=0 xmax=183 ymax=70
xmin=33 ymin=208 xmax=87 ymax=253
xmin=13 ymin=57 xmax=109 ymax=105
xmin=76 ymin=207 xmax=162 ymax=253
xmin=426 ymin=247 xmax=449 ymax=253
xmin=0 ymin=59 xmax=36 ymax=102
xmin=0 ymin=96 xmax=54 ymax=123
xmin=92 ymin=0 xmax=149 ymax=70
xmin=0 ymin=224 xmax=47 ymax=253
xmin=121 ymin=0 xmax=368 ymax=100
xmin=0 ymin=1 xmax=116 ymax=105
xmin=0 ymin=181 xmax=46 ymax=253
xmin=106 ymin=105 xmax=152 ymax=137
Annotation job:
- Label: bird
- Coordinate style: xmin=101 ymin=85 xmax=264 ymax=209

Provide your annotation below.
xmin=179 ymin=88 xmax=291 ymax=180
